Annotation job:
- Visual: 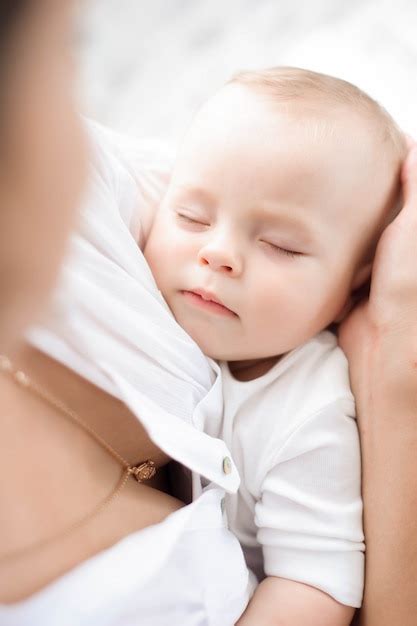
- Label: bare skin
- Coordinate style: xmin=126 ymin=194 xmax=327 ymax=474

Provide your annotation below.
xmin=236 ymin=578 xmax=354 ymax=626
xmin=0 ymin=344 xmax=183 ymax=603
xmin=340 ymin=144 xmax=417 ymax=626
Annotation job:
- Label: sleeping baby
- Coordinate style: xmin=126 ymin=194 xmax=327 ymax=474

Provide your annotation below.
xmin=143 ymin=67 xmax=405 ymax=624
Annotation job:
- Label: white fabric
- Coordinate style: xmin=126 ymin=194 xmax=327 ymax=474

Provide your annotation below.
xmin=28 ymin=120 xmax=240 ymax=493
xmin=0 ymin=488 xmax=250 ymax=626
xmin=221 ymin=331 xmax=365 ymax=608
xmin=0 ymin=121 xmax=252 ymax=625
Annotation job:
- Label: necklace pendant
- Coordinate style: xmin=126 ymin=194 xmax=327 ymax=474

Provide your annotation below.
xmin=129 ymin=460 xmax=156 ymax=483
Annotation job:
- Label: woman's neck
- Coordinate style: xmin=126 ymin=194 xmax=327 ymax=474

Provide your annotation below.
xmin=3 ymin=342 xmax=170 ymax=466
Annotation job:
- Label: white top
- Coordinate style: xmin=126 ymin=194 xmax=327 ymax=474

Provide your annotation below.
xmin=28 ymin=120 xmax=239 ymax=494
xmin=0 ymin=122 xmax=252 ymax=625
xmin=221 ymin=331 xmax=365 ymax=608
xmin=1 ymin=489 xmax=250 ymax=626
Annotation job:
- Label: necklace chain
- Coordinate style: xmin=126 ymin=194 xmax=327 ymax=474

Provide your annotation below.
xmin=0 ymin=354 xmax=156 ymax=562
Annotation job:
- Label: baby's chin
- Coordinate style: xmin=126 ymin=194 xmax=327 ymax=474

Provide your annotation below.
xmin=188 ymin=332 xmax=289 ymax=374
xmin=186 ymin=332 xmax=267 ymax=363
xmin=183 ymin=327 xmax=239 ymax=361
xmin=171 ymin=308 xmax=283 ymax=362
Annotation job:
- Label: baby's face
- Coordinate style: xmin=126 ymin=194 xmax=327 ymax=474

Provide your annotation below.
xmin=145 ymin=85 xmax=398 ymax=361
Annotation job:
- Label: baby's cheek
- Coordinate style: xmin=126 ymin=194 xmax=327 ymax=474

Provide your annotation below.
xmin=145 ymin=228 xmax=189 ymax=294
xmin=169 ymin=231 xmax=200 ymax=265
xmin=255 ymin=276 xmax=325 ymax=348
xmin=143 ymin=228 xmax=169 ymax=283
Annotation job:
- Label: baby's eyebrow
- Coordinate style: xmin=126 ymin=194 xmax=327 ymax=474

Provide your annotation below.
xmin=254 ymin=205 xmax=316 ymax=243
xmin=171 ymin=185 xmax=216 ymax=209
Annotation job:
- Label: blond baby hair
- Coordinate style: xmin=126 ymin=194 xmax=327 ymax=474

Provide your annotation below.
xmin=228 ymin=66 xmax=406 ymax=225
xmin=229 ymin=67 xmax=405 ymax=156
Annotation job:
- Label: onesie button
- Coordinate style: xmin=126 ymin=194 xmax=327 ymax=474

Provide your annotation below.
xmin=222 ymin=456 xmax=232 ymax=475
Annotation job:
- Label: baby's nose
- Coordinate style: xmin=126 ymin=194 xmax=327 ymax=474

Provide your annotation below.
xmin=198 ymin=246 xmax=242 ymax=276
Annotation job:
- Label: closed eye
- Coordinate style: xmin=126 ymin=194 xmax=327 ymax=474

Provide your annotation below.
xmin=261 ymin=241 xmax=303 ymax=258
xmin=176 ymin=212 xmax=210 ymax=227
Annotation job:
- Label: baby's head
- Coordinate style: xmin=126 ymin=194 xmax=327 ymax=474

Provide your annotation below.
xmin=145 ymin=67 xmax=406 ymax=362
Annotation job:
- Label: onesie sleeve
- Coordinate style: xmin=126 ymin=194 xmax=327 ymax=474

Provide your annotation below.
xmin=85 ymin=119 xmax=174 ymax=247
xmin=255 ymin=397 xmax=364 ymax=608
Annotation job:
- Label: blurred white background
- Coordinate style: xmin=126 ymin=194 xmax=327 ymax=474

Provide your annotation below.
xmin=78 ymin=0 xmax=417 ymax=143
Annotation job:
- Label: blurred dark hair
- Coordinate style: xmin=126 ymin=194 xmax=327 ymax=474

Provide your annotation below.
xmin=0 ymin=1 xmax=28 ymax=29
xmin=0 ymin=1 xmax=30 ymax=121
xmin=0 ymin=1 xmax=29 ymax=56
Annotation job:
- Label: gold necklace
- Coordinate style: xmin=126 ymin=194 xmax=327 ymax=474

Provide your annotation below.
xmin=0 ymin=354 xmax=156 ymax=562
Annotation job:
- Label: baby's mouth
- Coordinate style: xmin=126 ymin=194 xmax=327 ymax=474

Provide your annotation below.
xmin=180 ymin=289 xmax=238 ymax=318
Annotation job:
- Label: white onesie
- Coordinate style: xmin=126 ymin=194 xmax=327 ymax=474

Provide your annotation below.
xmin=220 ymin=330 xmax=364 ymax=608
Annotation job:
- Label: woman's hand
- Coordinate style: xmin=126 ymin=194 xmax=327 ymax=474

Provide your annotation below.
xmin=340 ymin=143 xmax=417 ymax=423
xmin=339 ymin=143 xmax=417 ymax=626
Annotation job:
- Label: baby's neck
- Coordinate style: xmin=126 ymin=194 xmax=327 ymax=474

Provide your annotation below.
xmin=227 ymin=355 xmax=280 ymax=382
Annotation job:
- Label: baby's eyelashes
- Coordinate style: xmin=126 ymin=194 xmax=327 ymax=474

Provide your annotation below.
xmin=260 ymin=240 xmax=304 ymax=259
xmin=175 ymin=211 xmax=211 ymax=229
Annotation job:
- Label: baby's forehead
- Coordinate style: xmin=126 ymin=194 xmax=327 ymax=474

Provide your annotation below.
xmin=180 ymin=84 xmax=403 ymax=224
xmin=189 ymin=85 xmax=382 ymax=165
